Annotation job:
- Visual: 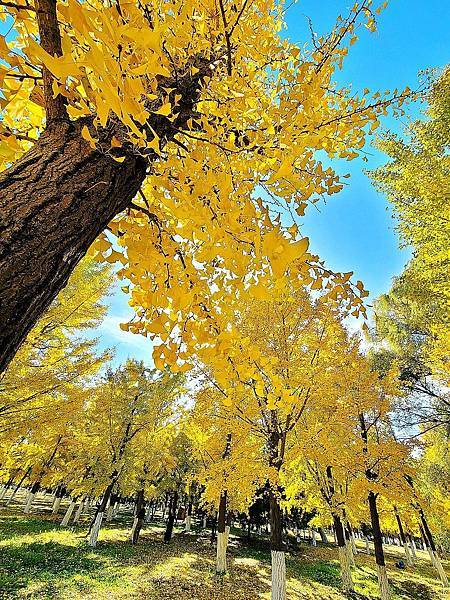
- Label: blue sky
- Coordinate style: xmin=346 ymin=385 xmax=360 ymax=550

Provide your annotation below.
xmin=2 ymin=2 xmax=448 ymax=364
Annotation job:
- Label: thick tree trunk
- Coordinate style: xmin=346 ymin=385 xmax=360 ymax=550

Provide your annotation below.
xmin=164 ymin=491 xmax=178 ymax=543
xmin=368 ymin=492 xmax=390 ymax=600
xmin=130 ymin=489 xmax=145 ymax=544
xmin=0 ymin=122 xmax=147 ymax=374
xmin=333 ymin=515 xmax=354 ymax=592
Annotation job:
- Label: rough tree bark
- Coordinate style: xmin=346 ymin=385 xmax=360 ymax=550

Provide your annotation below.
xmin=0 ymin=122 xmax=147 ymax=375
xmin=0 ymin=0 xmax=216 ymax=374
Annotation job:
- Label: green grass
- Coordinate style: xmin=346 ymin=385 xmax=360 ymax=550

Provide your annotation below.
xmin=0 ymin=511 xmax=448 ymax=599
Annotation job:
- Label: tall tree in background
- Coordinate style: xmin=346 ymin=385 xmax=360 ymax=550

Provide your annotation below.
xmin=370 ymin=67 xmax=450 ymax=432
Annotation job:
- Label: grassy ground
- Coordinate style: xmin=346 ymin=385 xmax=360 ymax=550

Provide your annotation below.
xmin=0 ymin=506 xmax=449 ymax=600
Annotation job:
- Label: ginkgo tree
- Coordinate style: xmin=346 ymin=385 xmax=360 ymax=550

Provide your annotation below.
xmin=186 ymin=383 xmax=267 ymax=574
xmin=0 ymin=0 xmax=409 ymax=374
xmin=190 ymin=281 xmax=362 ymax=600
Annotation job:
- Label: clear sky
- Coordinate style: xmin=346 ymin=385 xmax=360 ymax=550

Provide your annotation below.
xmin=3 ymin=2 xmax=448 ymax=364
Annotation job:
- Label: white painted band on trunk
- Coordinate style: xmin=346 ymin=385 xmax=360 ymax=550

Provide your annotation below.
xmin=403 ymin=542 xmax=414 ymax=566
xmin=376 ymin=564 xmax=390 ymax=600
xmin=338 ymin=545 xmax=354 ymax=592
xmin=271 ymin=550 xmax=286 ymax=600
xmin=432 ymin=550 xmax=449 ymax=587
xmin=130 ymin=517 xmax=139 ymax=541
xmin=52 ymin=496 xmax=62 ymax=514
xmin=185 ymin=515 xmax=191 ymax=532
xmin=24 ymin=492 xmax=35 ymax=514
xmin=73 ymin=501 xmax=84 ymax=523
xmin=61 ymin=501 xmax=76 ymax=526
xmin=216 ymin=531 xmax=227 ymax=574
xmin=88 ymin=512 xmax=103 ymax=547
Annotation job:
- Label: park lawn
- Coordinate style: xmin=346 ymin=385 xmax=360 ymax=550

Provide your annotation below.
xmin=0 ymin=511 xmax=448 ymax=600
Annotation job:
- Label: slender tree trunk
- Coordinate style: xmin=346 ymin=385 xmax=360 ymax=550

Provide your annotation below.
xmin=164 ymin=491 xmax=178 ymax=543
xmin=408 ymin=534 xmax=417 ymax=560
xmin=348 ymin=523 xmax=358 ymax=555
xmin=161 ymin=493 xmax=169 ymax=522
xmin=6 ymin=467 xmax=32 ymax=506
xmin=106 ymin=492 xmax=118 ymax=522
xmin=216 ymin=491 xmax=228 ymax=575
xmin=333 ymin=515 xmax=354 ymax=592
xmin=344 ymin=523 xmax=355 ymax=567
xmin=269 ymin=490 xmax=286 ymax=600
xmin=394 ymin=508 xmax=413 ymax=566
xmin=368 ymin=492 xmax=390 ymax=600
xmin=145 ymin=500 xmax=154 ymax=523
xmin=88 ymin=482 xmax=114 ymax=547
xmin=419 ymin=512 xmax=448 ymax=586
xmin=24 ymin=481 xmax=40 ymax=513
xmin=73 ymin=498 xmax=85 ymax=524
xmin=130 ymin=489 xmax=146 ymax=544
xmin=0 ymin=477 xmax=14 ymax=500
xmin=52 ymin=486 xmax=65 ymax=514
xmin=318 ymin=527 xmax=328 ymax=544
xmin=61 ymin=499 xmax=76 ymax=526
xmin=185 ymin=501 xmax=192 ymax=532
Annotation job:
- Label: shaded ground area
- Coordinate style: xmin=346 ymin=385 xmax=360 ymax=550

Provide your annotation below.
xmin=0 ymin=508 xmax=448 ymax=600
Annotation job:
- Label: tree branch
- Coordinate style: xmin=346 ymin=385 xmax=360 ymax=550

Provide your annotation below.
xmin=35 ymin=0 xmax=68 ymax=125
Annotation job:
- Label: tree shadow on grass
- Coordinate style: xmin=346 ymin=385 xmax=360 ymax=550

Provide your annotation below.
xmin=288 ymin=557 xmax=342 ymax=589
xmin=390 ymin=579 xmax=436 ymax=600
xmin=0 ymin=515 xmax=58 ymax=541
xmin=0 ymin=539 xmax=112 ymax=597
